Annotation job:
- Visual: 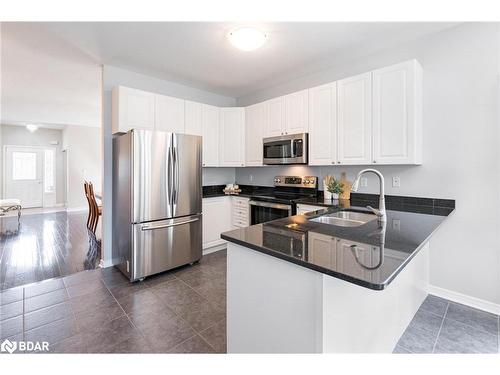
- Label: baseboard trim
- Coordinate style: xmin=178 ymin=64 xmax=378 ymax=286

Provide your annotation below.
xmin=203 ymin=244 xmax=227 ymax=255
xmin=428 ymin=284 xmax=500 ymax=315
xmin=66 ymin=206 xmax=88 ymax=213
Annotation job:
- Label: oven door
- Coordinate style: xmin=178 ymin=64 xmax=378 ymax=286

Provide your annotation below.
xmin=249 ymin=200 xmax=293 ymax=225
xmin=263 ymin=133 xmax=308 ymax=165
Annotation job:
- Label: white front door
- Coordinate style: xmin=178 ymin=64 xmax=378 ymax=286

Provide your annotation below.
xmin=4 ymin=146 xmax=44 ymax=208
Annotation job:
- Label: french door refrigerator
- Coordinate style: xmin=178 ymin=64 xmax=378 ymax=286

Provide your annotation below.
xmin=112 ymin=129 xmax=202 ymax=281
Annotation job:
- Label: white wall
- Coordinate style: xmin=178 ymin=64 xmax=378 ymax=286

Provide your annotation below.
xmin=1 ymin=124 xmax=65 ymax=205
xmin=62 ymin=125 xmax=102 ymax=210
xmin=236 ymin=23 xmax=500 ymax=306
xmin=102 ymin=65 xmax=237 ymax=266
xmin=0 ymin=23 xmax=101 ymax=127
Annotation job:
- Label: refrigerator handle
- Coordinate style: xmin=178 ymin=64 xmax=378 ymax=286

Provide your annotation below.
xmin=167 ymin=141 xmax=174 ymax=207
xmin=173 ymin=145 xmax=180 ymax=205
xmin=140 ymin=217 xmax=200 ymax=231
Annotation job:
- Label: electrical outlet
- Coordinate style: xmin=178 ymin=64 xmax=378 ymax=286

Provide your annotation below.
xmin=249 ymin=174 xmax=254 ymax=182
xmin=360 ymin=177 xmax=368 ymax=187
xmin=392 ymin=219 xmax=401 ymax=231
xmin=392 ymin=176 xmax=401 ymax=188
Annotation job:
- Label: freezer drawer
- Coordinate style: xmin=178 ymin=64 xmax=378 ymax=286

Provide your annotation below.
xmin=131 ymin=214 xmax=202 ymax=281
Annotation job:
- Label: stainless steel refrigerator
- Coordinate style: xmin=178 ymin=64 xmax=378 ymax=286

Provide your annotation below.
xmin=112 ymin=129 xmax=202 ymax=281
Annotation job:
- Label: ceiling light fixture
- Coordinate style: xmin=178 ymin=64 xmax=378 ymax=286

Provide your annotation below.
xmin=26 ymin=124 xmax=39 ymax=133
xmin=228 ymin=27 xmax=267 ymax=51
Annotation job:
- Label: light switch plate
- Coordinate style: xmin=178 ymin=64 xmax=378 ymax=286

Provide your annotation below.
xmin=360 ymin=177 xmax=368 ymax=187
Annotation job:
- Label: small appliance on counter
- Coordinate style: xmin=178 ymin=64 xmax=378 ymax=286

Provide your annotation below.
xmin=249 ymin=176 xmax=318 ymax=225
xmin=112 ymin=129 xmax=202 ymax=282
xmin=223 ymin=183 xmax=242 ymax=195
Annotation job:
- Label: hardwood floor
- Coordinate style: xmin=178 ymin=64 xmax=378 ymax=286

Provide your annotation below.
xmin=0 ymin=211 xmax=100 ymax=290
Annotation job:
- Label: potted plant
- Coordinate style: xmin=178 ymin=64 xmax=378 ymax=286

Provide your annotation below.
xmin=323 ymin=175 xmax=344 ymax=200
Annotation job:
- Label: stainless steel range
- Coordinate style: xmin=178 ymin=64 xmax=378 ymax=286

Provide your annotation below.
xmin=249 ymin=176 xmax=318 ymax=225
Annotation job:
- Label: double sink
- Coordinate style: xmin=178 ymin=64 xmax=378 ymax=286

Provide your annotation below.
xmin=310 ymin=210 xmax=378 ymax=227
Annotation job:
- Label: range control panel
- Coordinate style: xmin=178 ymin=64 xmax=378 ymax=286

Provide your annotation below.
xmin=273 ymin=176 xmax=318 ymax=188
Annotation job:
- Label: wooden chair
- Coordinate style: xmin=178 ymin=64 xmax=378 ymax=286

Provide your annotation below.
xmin=84 ymin=181 xmax=102 ymax=234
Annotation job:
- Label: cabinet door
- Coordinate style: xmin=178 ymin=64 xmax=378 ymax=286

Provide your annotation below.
xmin=185 ymin=100 xmax=203 ymax=136
xmin=296 ymin=204 xmax=325 ymax=215
xmin=284 ymin=89 xmax=309 ymax=134
xmin=154 ymin=94 xmax=185 ymax=133
xmin=308 ymin=83 xmax=337 ymax=166
xmin=201 ymin=104 xmax=220 ymax=167
xmin=337 ymin=73 xmax=372 ymax=165
xmin=219 ymin=108 xmax=245 ymax=167
xmin=202 ymin=197 xmax=231 ymax=249
xmin=112 ymin=86 xmax=155 ymax=134
xmin=372 ymin=60 xmax=422 ymax=165
xmin=245 ymin=102 xmax=267 ymax=166
xmin=308 ymin=232 xmax=336 ymax=269
xmin=336 ymin=239 xmax=373 ymax=280
xmin=265 ymin=97 xmax=284 ymax=137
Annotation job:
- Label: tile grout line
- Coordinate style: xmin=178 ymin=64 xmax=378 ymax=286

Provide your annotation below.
xmin=100 ymin=276 xmax=150 ymax=347
xmin=432 ymin=302 xmax=449 ymax=353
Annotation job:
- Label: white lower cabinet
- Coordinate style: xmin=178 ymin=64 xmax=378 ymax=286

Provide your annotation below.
xmin=232 ymin=197 xmax=249 ymax=228
xmin=296 ymin=204 xmax=325 ymax=215
xmin=202 ymin=196 xmax=232 ymax=249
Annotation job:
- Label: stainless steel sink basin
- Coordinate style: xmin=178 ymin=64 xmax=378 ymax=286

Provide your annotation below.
xmin=310 ymin=210 xmax=378 ymax=227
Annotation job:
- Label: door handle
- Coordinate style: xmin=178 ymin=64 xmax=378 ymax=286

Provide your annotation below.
xmin=141 ymin=217 xmax=199 ymax=231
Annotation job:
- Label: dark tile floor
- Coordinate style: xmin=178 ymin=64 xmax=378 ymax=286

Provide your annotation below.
xmin=0 ymin=250 xmax=227 ymax=353
xmin=2 ymin=247 xmax=498 ymax=354
xmin=0 ymin=211 xmax=100 ymax=290
xmin=394 ymin=295 xmax=500 ymax=354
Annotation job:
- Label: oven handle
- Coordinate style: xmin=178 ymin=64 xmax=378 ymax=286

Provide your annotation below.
xmin=249 ymin=200 xmax=293 ymax=213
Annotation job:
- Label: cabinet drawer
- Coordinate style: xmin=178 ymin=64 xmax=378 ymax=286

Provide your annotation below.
xmin=233 ymin=197 xmax=249 ymax=206
xmin=233 ymin=218 xmax=249 ymax=227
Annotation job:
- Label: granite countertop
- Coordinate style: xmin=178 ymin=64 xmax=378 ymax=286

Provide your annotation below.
xmin=221 ymin=204 xmax=454 ymax=290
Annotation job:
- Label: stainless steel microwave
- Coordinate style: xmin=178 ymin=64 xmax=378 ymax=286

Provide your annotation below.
xmin=263 ymin=133 xmax=308 ymax=165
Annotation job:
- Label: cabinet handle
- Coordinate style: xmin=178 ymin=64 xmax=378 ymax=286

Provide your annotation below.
xmin=331 ymin=161 xmax=335 ymax=164
xmin=373 ymin=160 xmax=377 ymax=163
xmin=338 ymin=161 xmax=341 ymax=164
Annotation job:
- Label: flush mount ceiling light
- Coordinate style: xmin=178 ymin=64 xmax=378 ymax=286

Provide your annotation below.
xmin=228 ymin=27 xmax=267 ymax=51
xmin=26 ymin=124 xmax=39 ymax=133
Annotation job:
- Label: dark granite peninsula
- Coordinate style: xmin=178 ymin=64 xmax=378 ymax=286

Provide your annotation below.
xmin=222 ymin=201 xmax=454 ymax=354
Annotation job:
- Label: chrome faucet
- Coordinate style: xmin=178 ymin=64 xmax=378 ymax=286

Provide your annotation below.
xmin=351 ymin=169 xmax=386 ymax=223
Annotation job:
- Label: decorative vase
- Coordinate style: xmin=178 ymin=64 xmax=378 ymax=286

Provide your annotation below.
xmin=331 ymin=193 xmax=339 ymax=200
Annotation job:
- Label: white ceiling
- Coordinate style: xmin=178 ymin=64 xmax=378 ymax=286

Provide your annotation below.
xmin=39 ymin=22 xmax=458 ymax=98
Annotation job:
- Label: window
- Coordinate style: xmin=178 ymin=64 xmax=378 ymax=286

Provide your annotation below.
xmin=44 ymin=149 xmax=55 ymax=193
xmin=12 ymin=152 xmax=37 ymax=180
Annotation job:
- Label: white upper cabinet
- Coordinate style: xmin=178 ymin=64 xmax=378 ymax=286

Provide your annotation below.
xmin=245 ymin=102 xmax=267 ymax=166
xmin=284 ymin=89 xmax=309 ymax=134
xmin=112 ymin=86 xmax=155 ymax=134
xmin=219 ymin=108 xmax=245 ymax=167
xmin=265 ymin=90 xmax=309 ymax=138
xmin=154 ymin=94 xmax=185 ymax=133
xmin=372 ymin=60 xmax=422 ymax=165
xmin=185 ymin=100 xmax=203 ymax=136
xmin=201 ymin=104 xmax=220 ymax=167
xmin=265 ymin=97 xmax=284 ymax=137
xmin=308 ymin=82 xmax=338 ymax=166
xmin=337 ymin=72 xmax=373 ymax=165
